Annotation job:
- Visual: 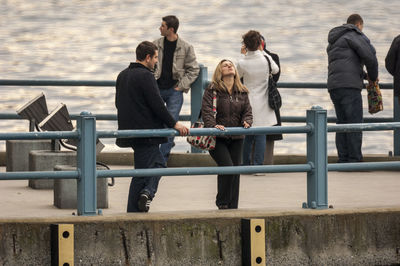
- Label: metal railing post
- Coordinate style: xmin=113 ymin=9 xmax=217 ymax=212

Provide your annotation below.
xmin=190 ymin=64 xmax=208 ymax=153
xmin=305 ymin=106 xmax=328 ymax=209
xmin=394 ymin=95 xmax=400 ymax=155
xmin=76 ymin=111 xmax=97 ymax=216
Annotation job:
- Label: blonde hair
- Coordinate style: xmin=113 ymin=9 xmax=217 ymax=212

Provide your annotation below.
xmin=211 ymin=59 xmax=248 ymax=93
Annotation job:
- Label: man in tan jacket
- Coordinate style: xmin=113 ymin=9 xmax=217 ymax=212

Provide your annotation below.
xmin=154 ymin=15 xmax=200 ymax=164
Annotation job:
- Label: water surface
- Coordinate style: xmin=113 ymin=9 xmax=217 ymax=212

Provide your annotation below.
xmin=1 ymin=0 xmax=399 ymax=154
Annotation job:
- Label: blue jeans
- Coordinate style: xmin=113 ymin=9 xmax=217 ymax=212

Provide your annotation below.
xmin=242 ymin=135 xmax=266 ymax=165
xmin=329 ymin=88 xmax=363 ymax=162
xmin=159 ymin=87 xmax=184 ymax=163
xmin=127 ymin=143 xmax=166 ymax=212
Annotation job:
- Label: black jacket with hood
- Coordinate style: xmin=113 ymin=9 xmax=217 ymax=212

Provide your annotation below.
xmin=115 ymin=62 xmax=176 ymax=147
xmin=385 ymin=35 xmax=400 ymax=97
xmin=327 ymin=24 xmax=378 ymax=91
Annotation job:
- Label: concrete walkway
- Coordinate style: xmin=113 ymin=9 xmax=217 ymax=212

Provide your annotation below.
xmin=0 ymin=165 xmax=399 ymax=219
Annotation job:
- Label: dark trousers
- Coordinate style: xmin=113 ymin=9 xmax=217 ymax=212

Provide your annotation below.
xmin=209 ymin=138 xmax=243 ymax=209
xmin=127 ymin=143 xmax=166 ymax=212
xmin=329 ymin=88 xmax=363 ymax=162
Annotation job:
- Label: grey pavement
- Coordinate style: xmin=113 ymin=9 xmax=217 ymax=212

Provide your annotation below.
xmin=0 ymin=165 xmax=399 ymax=218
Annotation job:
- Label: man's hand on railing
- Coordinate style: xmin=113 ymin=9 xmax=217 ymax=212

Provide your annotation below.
xmin=174 ymin=122 xmax=189 ymax=136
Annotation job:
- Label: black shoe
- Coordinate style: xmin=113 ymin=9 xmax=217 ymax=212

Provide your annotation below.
xmin=217 ymin=204 xmax=229 ymax=210
xmin=138 ymin=193 xmax=151 ymax=212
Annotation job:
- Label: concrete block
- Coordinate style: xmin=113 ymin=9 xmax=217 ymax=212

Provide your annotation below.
xmin=54 ymin=165 xmax=108 ymax=209
xmin=28 ymin=150 xmax=76 ymax=189
xmin=6 ymin=140 xmax=58 ymax=172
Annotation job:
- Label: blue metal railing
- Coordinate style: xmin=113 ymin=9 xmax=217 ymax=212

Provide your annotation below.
xmin=1 ymin=107 xmax=400 ymax=216
xmin=1 ymin=65 xmax=398 ymax=153
xmin=0 ymin=67 xmax=399 ymax=215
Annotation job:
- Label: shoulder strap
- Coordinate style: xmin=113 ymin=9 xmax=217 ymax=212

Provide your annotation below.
xmin=212 ymin=89 xmax=217 ymax=119
xmin=264 ymin=55 xmax=273 ymax=77
xmin=197 ymin=88 xmax=217 ymax=120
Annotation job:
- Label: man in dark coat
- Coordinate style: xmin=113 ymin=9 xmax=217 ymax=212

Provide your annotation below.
xmin=385 ymin=35 xmax=400 ymax=104
xmin=115 ymin=41 xmax=188 ymax=212
xmin=327 ymin=14 xmax=378 ymax=163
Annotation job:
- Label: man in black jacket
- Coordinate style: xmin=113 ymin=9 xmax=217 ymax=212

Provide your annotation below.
xmin=385 ymin=35 xmax=400 ymax=104
xmin=115 ymin=41 xmax=188 ymax=212
xmin=327 ymin=14 xmax=378 ymax=163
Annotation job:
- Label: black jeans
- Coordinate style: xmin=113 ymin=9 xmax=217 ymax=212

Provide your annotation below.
xmin=329 ymin=88 xmax=363 ymax=162
xmin=127 ymin=143 xmax=166 ymax=212
xmin=209 ymin=138 xmax=244 ymax=209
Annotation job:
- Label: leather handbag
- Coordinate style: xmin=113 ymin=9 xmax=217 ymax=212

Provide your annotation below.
xmin=187 ymin=89 xmax=217 ymax=150
xmin=264 ymin=54 xmax=283 ymax=141
xmin=367 ymin=82 xmax=383 ymax=114
xmin=186 ymin=121 xmax=216 ymax=150
xmin=265 ymin=55 xmax=282 ymax=110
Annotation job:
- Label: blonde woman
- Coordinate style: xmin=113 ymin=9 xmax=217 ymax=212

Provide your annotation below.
xmin=201 ymin=59 xmax=253 ymax=209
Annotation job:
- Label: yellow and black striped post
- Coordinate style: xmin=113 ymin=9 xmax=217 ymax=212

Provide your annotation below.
xmin=51 ymin=224 xmax=74 ymax=266
xmin=241 ymin=218 xmax=266 ymax=266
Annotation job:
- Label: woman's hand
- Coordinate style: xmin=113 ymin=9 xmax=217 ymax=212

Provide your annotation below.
xmin=241 ymin=45 xmax=247 ymax=55
xmin=243 ymin=121 xmax=251 ymax=128
xmin=215 ymin=124 xmax=225 ymax=131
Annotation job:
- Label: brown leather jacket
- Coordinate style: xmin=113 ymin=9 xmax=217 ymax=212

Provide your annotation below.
xmin=201 ymin=84 xmax=253 ymax=139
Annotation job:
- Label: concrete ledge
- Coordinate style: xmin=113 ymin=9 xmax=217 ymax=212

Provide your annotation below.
xmin=1 ymin=151 xmax=400 ymax=167
xmin=96 ymin=151 xmax=218 ymax=167
xmin=96 ymin=152 xmax=400 ymax=167
xmin=0 ymin=207 xmax=399 ymax=265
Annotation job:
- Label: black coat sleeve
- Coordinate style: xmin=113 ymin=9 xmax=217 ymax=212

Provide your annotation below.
xmin=385 ymin=35 xmax=400 ymax=76
xmin=115 ymin=72 xmax=123 ymax=109
xmin=265 ymin=49 xmax=281 ymax=82
xmin=347 ymin=34 xmax=378 ymax=81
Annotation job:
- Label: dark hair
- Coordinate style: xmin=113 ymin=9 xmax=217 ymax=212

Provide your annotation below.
xmin=347 ymin=14 xmax=363 ymax=25
xmin=242 ymin=30 xmax=262 ymax=51
xmin=136 ymin=41 xmax=158 ymax=61
xmin=162 ymin=15 xmax=179 ymax=33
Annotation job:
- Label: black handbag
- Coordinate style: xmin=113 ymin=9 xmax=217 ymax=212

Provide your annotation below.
xmin=264 ymin=54 xmax=283 ymax=141
xmin=264 ymin=55 xmax=282 ymax=110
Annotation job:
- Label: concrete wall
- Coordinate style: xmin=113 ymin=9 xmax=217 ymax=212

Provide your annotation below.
xmin=0 ymin=208 xmax=399 ymax=265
